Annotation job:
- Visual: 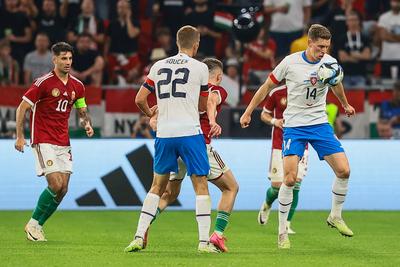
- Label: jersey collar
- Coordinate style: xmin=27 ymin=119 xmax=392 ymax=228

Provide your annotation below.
xmin=302 ymin=51 xmax=320 ymax=65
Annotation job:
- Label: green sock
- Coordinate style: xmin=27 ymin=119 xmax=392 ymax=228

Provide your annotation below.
xmin=150 ymin=208 xmax=162 ymax=224
xmin=287 ymin=181 xmax=301 ymax=221
xmin=214 ymin=210 xmax=230 ymax=235
xmin=266 ymin=186 xmax=279 ymax=206
xmin=39 ymin=197 xmax=60 ymax=226
xmin=32 ymin=187 xmax=57 ymax=222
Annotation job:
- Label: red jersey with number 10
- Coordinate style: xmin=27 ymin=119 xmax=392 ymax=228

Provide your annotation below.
xmin=23 ymin=71 xmax=85 ymax=146
xmin=200 ymin=84 xmax=228 ymax=144
xmin=263 ymin=85 xmax=287 ymax=149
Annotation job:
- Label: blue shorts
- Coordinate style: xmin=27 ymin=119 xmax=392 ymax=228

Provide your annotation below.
xmin=283 ymin=123 xmax=344 ymax=160
xmin=154 ymin=134 xmax=210 ymax=176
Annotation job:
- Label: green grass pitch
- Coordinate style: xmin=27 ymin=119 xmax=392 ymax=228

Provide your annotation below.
xmin=1 ymin=211 xmax=399 ymax=266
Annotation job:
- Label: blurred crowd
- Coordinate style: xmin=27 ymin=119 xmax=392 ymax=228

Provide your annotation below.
xmin=1 ymin=0 xmax=400 ymax=138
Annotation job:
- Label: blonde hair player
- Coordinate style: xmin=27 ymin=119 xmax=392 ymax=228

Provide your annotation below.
xmin=240 ymin=24 xmax=356 ymax=249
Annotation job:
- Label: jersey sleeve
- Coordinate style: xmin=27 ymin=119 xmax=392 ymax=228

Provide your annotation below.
xmin=200 ymin=63 xmax=209 ymax=92
xmin=74 ymin=82 xmax=87 ymax=108
xmin=211 ymin=86 xmax=228 ymax=105
xmin=270 ymin=56 xmax=289 ymax=85
xmin=23 ymin=83 xmax=42 ymax=106
xmin=143 ymin=64 xmax=156 ymax=92
xmin=263 ymin=92 xmax=275 ymax=113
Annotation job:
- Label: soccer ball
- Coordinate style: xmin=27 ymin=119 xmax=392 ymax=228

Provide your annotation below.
xmin=317 ymin=62 xmax=344 ymax=86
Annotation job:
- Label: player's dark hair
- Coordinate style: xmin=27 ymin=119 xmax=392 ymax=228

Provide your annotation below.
xmin=308 ymin=24 xmax=331 ymax=41
xmin=202 ymin=58 xmax=223 ymax=73
xmin=177 ymin=25 xmax=200 ymax=49
xmin=51 ymin=42 xmax=74 ymax=56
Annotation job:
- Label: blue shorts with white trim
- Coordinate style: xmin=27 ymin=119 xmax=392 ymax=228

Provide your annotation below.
xmin=283 ymin=123 xmax=344 ymax=160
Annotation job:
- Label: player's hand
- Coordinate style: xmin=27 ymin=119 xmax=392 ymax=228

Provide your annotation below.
xmin=274 ymin=119 xmax=284 ymax=129
xmin=15 ymin=137 xmax=26 ymax=153
xmin=240 ymin=113 xmax=251 ymax=128
xmin=343 ymin=104 xmax=356 ymax=117
xmin=85 ymin=125 xmax=94 ymax=137
xmin=209 ymin=121 xmax=222 ymax=138
xmin=149 ymin=105 xmax=158 ymax=117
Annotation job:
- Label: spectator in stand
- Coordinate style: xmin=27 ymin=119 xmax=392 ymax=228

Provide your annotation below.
xmin=153 ymin=0 xmax=193 ymax=37
xmin=337 ymin=11 xmax=371 ymax=87
xmin=290 ymin=26 xmax=309 ymax=53
xmin=67 ymin=0 xmax=105 ymax=47
xmin=23 ymin=32 xmax=53 ymax=85
xmin=365 ymin=0 xmax=390 ymax=20
xmin=71 ymin=33 xmax=104 ymax=86
xmin=0 ymin=0 xmax=33 ymax=67
xmin=142 ymin=47 xmax=167 ymax=79
xmin=35 ymin=0 xmax=67 ymax=44
xmin=220 ymin=57 xmax=240 ymax=107
xmin=18 ymin=0 xmax=39 ymax=28
xmin=184 ymin=0 xmax=221 ymax=57
xmin=311 ymin=0 xmax=331 ymax=24
xmin=324 ymin=0 xmax=353 ymax=57
xmin=60 ymin=0 xmax=82 ymax=28
xmin=243 ymin=27 xmax=276 ymax=86
xmin=105 ymin=0 xmax=141 ymax=84
xmin=377 ymin=0 xmax=400 ymax=79
xmin=131 ymin=113 xmax=155 ymax=139
xmin=154 ymin=27 xmax=177 ymax=57
xmin=263 ymin=0 xmax=311 ymax=60
xmin=0 ymin=39 xmax=19 ymax=86
xmin=377 ymin=82 xmax=400 ymax=139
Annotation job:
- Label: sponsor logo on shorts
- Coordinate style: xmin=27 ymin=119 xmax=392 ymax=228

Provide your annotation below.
xmin=51 ymin=88 xmax=60 ymax=97
xmin=46 ymin=160 xmax=53 ymax=166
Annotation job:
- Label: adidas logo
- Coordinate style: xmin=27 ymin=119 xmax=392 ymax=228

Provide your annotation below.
xmin=75 ymin=144 xmax=181 ymax=207
xmin=63 ymin=92 xmax=68 ymax=96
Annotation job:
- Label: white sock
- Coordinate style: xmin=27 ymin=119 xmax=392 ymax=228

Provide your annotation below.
xmin=28 ymin=218 xmax=39 ymax=227
xmin=196 ymin=195 xmax=211 ymax=243
xmin=278 ymin=184 xmax=293 ymax=235
xmin=331 ymin=177 xmax=349 ymax=218
xmin=135 ymin=193 xmax=160 ymax=239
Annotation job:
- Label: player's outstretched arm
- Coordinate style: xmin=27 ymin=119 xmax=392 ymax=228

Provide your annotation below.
xmin=240 ymin=77 xmax=276 ymax=128
xmin=77 ymin=107 xmax=94 ymax=137
xmin=15 ymin=100 xmax=31 ymax=152
xmin=331 ymin=82 xmax=356 ymax=117
xmin=207 ymin=91 xmax=222 ymax=138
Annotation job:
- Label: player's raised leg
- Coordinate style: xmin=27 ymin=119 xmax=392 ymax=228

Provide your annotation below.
xmin=324 ymin=152 xmax=353 ymax=237
xmin=209 ymin=170 xmax=239 ymax=252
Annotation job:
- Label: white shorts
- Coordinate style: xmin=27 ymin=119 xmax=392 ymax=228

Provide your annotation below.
xmin=170 ymin=144 xmax=230 ymax=181
xmin=268 ymin=148 xmax=308 ymax=183
xmin=32 ymin=143 xmax=73 ymax=177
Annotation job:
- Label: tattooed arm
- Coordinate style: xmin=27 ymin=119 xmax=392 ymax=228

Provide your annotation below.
xmin=77 ymin=107 xmax=94 ymax=137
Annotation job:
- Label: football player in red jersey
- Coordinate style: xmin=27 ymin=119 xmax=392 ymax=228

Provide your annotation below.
xmin=147 ymin=58 xmax=238 ymax=253
xmin=15 ymin=42 xmax=94 ymax=241
xmin=257 ymin=85 xmax=308 ymax=234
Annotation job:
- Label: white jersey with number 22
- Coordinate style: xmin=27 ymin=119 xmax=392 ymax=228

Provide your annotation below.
xmin=145 ymin=53 xmax=209 ymax=138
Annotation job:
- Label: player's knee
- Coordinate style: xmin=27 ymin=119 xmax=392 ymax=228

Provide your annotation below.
xmin=48 ymin=180 xmax=63 ymax=194
xmin=336 ymin=167 xmax=350 ymax=179
xmin=163 ymin=189 xmax=178 ymax=204
xmin=231 ymin=180 xmax=239 ymax=196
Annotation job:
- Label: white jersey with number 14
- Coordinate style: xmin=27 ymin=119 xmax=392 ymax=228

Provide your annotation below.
xmin=145 ymin=53 xmax=209 ymax=138
xmin=270 ymin=51 xmax=338 ymax=127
